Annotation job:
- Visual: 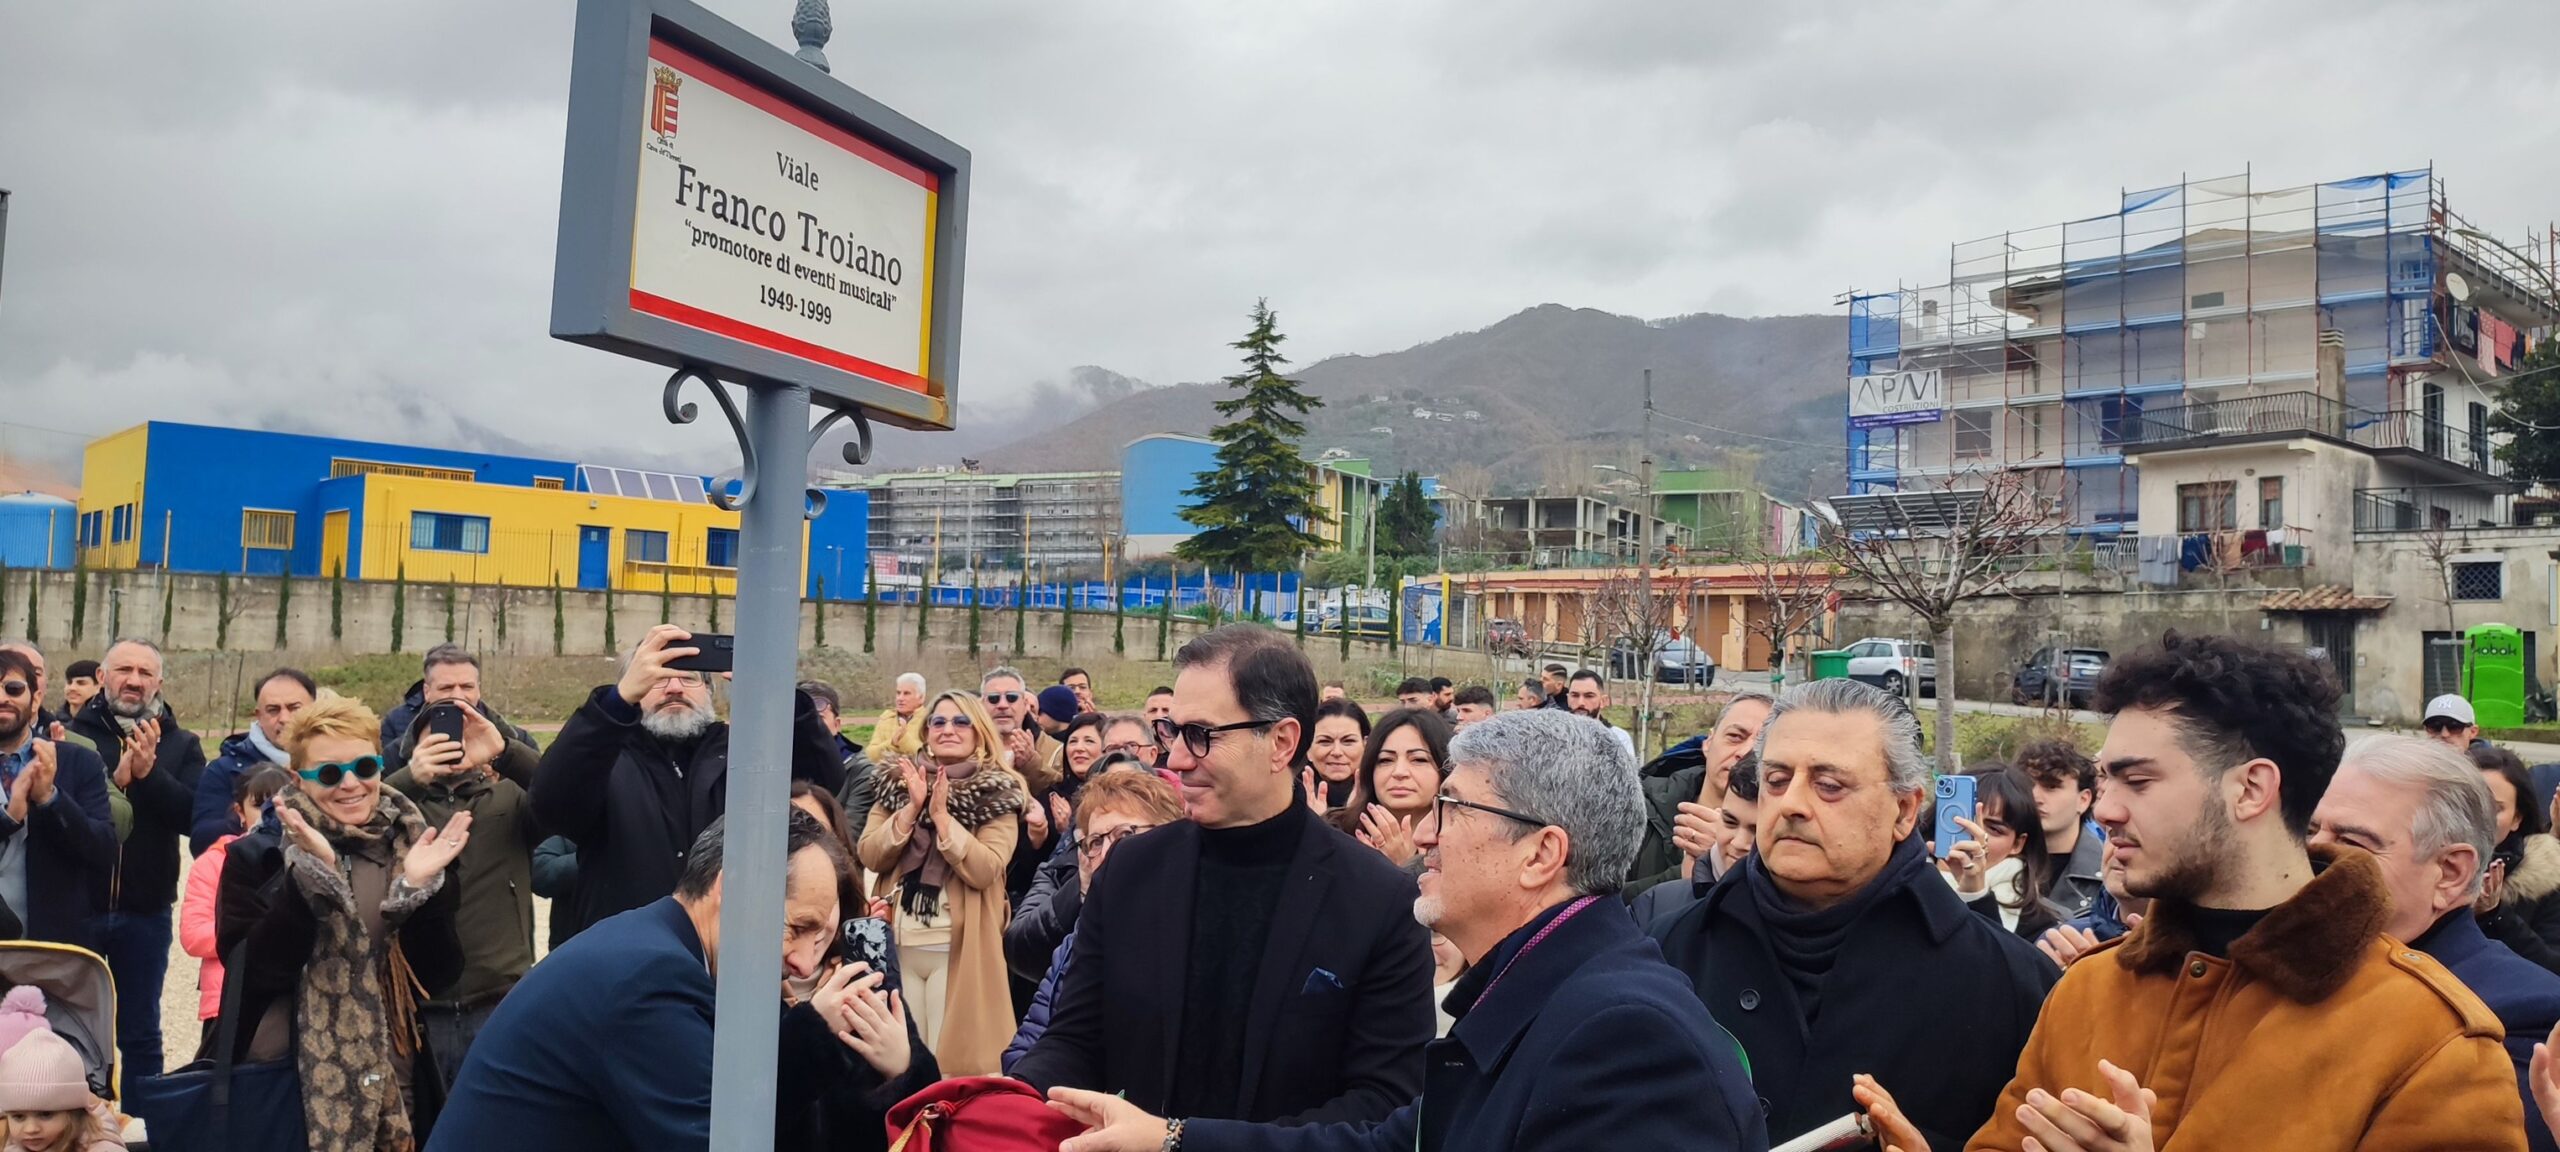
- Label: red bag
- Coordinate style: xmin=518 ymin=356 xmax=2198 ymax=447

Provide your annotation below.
xmin=886 ymin=1077 xmax=1089 ymax=1152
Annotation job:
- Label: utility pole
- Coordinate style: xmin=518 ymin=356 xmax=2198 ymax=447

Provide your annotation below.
xmin=1637 ymin=368 xmax=1656 ymax=758
xmin=1364 ymin=483 xmax=1378 ymax=591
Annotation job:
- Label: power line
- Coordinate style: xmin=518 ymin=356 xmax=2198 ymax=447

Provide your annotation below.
xmin=1648 ymin=406 xmax=1850 ymax=453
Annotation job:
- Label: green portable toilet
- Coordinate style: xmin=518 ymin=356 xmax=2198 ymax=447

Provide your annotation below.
xmin=2464 ymin=624 xmax=2528 ymax=730
xmin=1811 ymin=650 xmax=1851 ymax=681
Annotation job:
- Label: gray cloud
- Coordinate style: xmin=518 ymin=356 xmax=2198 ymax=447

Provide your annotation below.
xmin=5 ymin=0 xmax=2557 ymax=483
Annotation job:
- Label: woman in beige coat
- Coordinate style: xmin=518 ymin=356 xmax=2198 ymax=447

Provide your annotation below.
xmin=857 ymin=689 xmax=1022 ymax=1076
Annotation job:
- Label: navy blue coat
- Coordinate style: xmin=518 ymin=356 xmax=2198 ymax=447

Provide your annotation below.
xmin=190 ymin=732 xmax=271 ymax=856
xmin=425 ymin=897 xmax=718 ymax=1152
xmin=0 ymin=739 xmax=116 ymax=951
xmin=1651 ymin=852 xmax=2057 ymax=1150
xmin=2419 ymin=911 xmax=2560 ymax=1152
xmin=1184 ymin=898 xmax=1766 ymax=1152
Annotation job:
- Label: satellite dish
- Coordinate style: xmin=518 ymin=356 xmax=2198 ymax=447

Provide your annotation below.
xmin=2447 ymin=272 xmax=2473 ymax=303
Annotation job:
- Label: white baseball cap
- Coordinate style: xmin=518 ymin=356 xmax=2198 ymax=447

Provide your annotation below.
xmin=2423 ymin=694 xmax=2477 ymax=726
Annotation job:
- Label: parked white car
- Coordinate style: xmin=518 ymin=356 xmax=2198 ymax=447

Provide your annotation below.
xmin=1842 ymin=638 xmax=1937 ymax=698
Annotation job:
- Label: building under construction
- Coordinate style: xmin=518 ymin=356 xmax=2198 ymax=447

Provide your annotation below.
xmin=1845 ymin=167 xmax=2556 ymax=547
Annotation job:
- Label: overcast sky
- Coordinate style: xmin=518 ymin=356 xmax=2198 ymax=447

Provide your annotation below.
xmin=5 ymin=0 xmax=2558 ymax=476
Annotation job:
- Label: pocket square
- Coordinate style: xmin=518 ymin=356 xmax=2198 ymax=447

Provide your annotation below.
xmin=1300 ymin=967 xmax=1344 ymax=995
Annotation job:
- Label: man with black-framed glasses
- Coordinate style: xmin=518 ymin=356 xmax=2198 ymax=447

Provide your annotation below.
xmin=1014 ymin=625 xmax=1434 ymax=1129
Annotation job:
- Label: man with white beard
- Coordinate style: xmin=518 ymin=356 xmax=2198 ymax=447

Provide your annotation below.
xmin=531 ymin=624 xmax=847 ymax=935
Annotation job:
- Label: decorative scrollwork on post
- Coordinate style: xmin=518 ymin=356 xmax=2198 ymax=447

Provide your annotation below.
xmin=802 ymin=401 xmax=872 ymax=520
xmin=663 ymin=368 xmax=758 ymax=512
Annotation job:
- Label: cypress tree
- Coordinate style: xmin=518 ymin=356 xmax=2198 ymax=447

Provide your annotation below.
xmin=495 ymin=585 xmax=508 ymax=646
xmin=1386 ymin=580 xmax=1400 ymax=656
xmin=1338 ymin=585 xmax=1350 ymax=662
xmin=328 ymin=562 xmax=344 ymax=643
xmin=160 ymin=572 xmax=174 ymax=643
xmin=967 ymin=569 xmax=982 ymax=658
xmin=660 ymin=570 xmax=673 ymax=624
xmin=551 ymin=573 xmax=565 ymax=656
xmin=813 ymin=577 xmax=827 ymax=648
xmin=390 ymin=563 xmax=407 ymax=652
xmin=915 ymin=578 xmax=932 ymax=650
xmin=0 ymin=568 xmax=9 ymax=640
xmin=707 ymin=589 xmax=720 ymax=632
xmin=443 ymin=576 xmax=458 ymax=643
xmin=68 ymin=567 xmax=87 ymax=646
xmin=604 ymin=582 xmax=618 ymax=652
xmin=1059 ymin=584 xmax=1074 ymax=654
xmin=1293 ymin=578 xmax=1307 ymax=649
xmin=1012 ymin=558 xmax=1028 ymax=657
xmin=1113 ymin=580 xmax=1126 ymax=656
xmin=1156 ymin=582 xmax=1172 ymax=662
xmin=215 ymin=571 xmax=231 ymax=650
xmin=1176 ymin=300 xmax=1328 ymax=570
xmin=22 ymin=573 xmax=35 ymax=645
xmin=274 ymin=573 xmax=292 ymax=649
xmin=106 ymin=573 xmax=122 ymax=640
xmin=861 ymin=559 xmax=878 ymax=655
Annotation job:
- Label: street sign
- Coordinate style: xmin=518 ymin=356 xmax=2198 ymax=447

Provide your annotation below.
xmin=552 ymin=0 xmax=970 ymax=430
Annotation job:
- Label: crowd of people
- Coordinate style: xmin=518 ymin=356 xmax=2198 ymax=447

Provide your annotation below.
xmin=4 ymin=623 xmax=2560 ymax=1150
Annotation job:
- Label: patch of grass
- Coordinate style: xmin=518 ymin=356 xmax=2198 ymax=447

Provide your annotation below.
xmin=1947 ymin=712 xmax=2103 ymax=766
xmin=2483 ymin=725 xmax=2560 ymax=745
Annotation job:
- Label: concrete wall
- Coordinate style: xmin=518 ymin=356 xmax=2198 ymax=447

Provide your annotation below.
xmin=2347 ymin=528 xmax=2560 ymax=722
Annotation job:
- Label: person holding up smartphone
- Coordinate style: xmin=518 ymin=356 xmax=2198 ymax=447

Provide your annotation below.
xmin=853 ymin=690 xmax=1024 ymax=1076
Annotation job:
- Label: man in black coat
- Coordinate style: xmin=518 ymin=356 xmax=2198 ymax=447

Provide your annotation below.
xmin=529 ymin=625 xmax=844 ymax=934
xmin=66 ymin=638 xmax=207 ymax=1079
xmin=0 ymin=646 xmax=116 ymax=952
xmin=1012 ymin=625 xmax=1434 ymax=1126
xmin=1650 ymin=678 xmax=2055 ymax=1150
xmin=1049 ymin=707 xmax=1767 ymax=1152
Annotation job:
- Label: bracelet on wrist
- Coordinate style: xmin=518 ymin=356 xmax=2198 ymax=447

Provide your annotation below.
xmin=1162 ymin=1117 xmax=1185 ymax=1152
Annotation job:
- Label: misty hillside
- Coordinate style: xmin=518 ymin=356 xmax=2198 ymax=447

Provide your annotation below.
xmin=970 ymin=305 xmax=1848 ymax=500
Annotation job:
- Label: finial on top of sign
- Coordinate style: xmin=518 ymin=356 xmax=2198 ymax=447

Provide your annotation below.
xmin=791 ymin=0 xmax=833 ymax=72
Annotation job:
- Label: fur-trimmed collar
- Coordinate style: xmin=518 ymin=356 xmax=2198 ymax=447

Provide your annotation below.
xmin=869 ymin=759 xmax=1026 ymax=828
xmin=2507 ymin=834 xmax=2560 ymax=905
xmin=2112 ymin=843 xmax=2389 ymax=1004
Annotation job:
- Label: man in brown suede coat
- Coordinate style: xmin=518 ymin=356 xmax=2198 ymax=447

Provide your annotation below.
xmin=1861 ymin=631 xmax=2524 ymax=1152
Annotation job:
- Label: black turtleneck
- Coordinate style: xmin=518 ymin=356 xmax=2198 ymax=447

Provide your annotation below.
xmin=2186 ymin=905 xmax=2270 ymax=959
xmin=1167 ymin=791 xmax=1307 ymax=1119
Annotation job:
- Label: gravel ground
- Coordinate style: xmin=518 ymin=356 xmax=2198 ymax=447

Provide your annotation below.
xmin=157 ymin=851 xmax=555 ymax=1068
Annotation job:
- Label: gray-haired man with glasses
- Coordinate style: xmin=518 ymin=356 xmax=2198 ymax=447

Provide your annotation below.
xmin=1012 ymin=625 xmax=1434 ymax=1128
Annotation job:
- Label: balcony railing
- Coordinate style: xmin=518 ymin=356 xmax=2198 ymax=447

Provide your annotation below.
xmin=2125 ymin=390 xmax=2508 ymax=479
xmin=2353 ymin=486 xmax=2508 ymax=533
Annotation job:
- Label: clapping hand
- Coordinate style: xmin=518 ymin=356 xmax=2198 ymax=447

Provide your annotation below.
xmin=2037 ymin=923 xmax=2109 ymax=970
xmin=1024 ymin=789 xmax=1053 ymax=847
xmin=1049 ymin=793 xmax=1073 ymax=835
xmin=1004 ymin=727 xmax=1038 ymax=772
xmin=1357 ymin=804 xmax=1419 ymax=866
xmin=2014 ymin=1060 xmax=2157 ymax=1152
xmin=813 ymin=962 xmax=911 ymax=1078
xmin=277 ymin=805 xmax=338 ymax=871
xmin=2531 ymin=1021 xmax=2560 ymax=1144
xmin=4 ymin=739 xmax=52 ymax=822
xmin=114 ymin=718 xmax=161 ymax=789
xmin=400 ymin=812 xmax=474 ymax=889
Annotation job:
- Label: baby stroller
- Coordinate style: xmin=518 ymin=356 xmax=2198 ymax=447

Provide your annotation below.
xmin=0 ymin=939 xmax=133 ymax=1144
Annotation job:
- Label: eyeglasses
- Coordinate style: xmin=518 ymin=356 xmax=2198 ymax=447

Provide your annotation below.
xmin=984 ymin=692 xmax=1024 ymax=705
xmin=1073 ymin=823 xmax=1160 ymax=859
xmin=925 ymin=715 xmax=970 ymax=730
xmin=1152 ymin=716 xmax=1275 ymax=759
xmin=297 ymin=754 xmax=385 ymax=787
xmin=0 ymin=681 xmax=27 ymax=700
xmin=1102 ymin=740 xmax=1153 ymax=757
xmin=1430 ymin=792 xmax=1548 ymax=831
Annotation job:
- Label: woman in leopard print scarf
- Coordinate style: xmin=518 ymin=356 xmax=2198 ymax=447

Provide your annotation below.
xmin=215 ymin=692 xmax=469 ymax=1152
xmin=856 ymin=689 xmax=1024 ymax=1077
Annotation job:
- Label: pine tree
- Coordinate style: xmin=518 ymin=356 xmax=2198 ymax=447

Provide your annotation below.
xmin=329 ymin=562 xmax=344 ymax=643
xmin=862 ymin=559 xmax=878 ymax=654
xmin=1176 ymin=300 xmax=1328 ymax=571
xmin=390 ymin=563 xmax=407 ymax=652
xmin=967 ymin=569 xmax=983 ymax=658
xmin=1377 ymin=471 xmax=1437 ymax=559
xmin=275 ymin=574 xmax=292 ymax=649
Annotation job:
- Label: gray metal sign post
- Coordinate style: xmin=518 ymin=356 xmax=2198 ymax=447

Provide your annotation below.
xmin=552 ymin=1 xmax=966 ymax=1145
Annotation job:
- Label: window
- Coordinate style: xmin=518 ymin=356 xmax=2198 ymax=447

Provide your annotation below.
xmin=242 ymin=509 xmax=295 ymax=550
xmin=626 ymin=529 xmax=668 ymax=564
xmin=111 ymin=504 xmax=135 ymax=544
xmin=1954 ymin=409 xmax=1994 ymax=459
xmin=2452 ymin=561 xmax=2504 ymax=602
xmin=2469 ymin=402 xmax=2491 ymax=469
xmin=2098 ymin=395 xmax=2145 ymax=446
xmin=409 ymin=512 xmax=490 ymax=554
xmin=333 ymin=458 xmax=474 ymax=483
xmin=78 ymin=511 xmax=102 ymax=549
xmin=2191 ymin=291 xmax=2227 ymax=309
xmin=2177 ymin=481 xmax=2237 ymax=532
xmin=705 ymin=528 xmax=739 ymax=568
xmin=533 ymin=476 xmax=566 ymax=491
xmin=2258 ymin=477 xmax=2285 ymax=529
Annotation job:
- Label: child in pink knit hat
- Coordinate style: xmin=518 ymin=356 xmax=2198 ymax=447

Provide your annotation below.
xmin=0 ymin=1024 xmax=123 ymax=1152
